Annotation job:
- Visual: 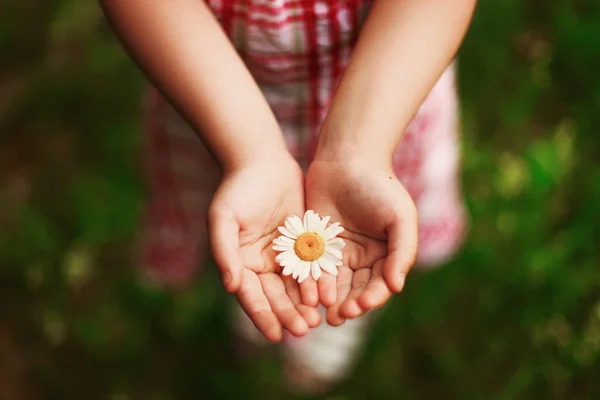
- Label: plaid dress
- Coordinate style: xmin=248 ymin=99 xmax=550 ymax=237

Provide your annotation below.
xmin=140 ymin=0 xmax=466 ymax=286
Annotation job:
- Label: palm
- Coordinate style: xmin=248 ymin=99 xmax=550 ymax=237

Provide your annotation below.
xmin=306 ymin=160 xmax=418 ymax=326
xmin=209 ymin=158 xmax=320 ymax=342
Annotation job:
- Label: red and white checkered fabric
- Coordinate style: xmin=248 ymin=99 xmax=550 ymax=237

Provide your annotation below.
xmin=139 ymin=0 xmax=466 ymax=287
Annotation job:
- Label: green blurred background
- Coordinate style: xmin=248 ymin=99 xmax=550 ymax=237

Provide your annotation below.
xmin=1 ymin=1 xmax=600 ymax=399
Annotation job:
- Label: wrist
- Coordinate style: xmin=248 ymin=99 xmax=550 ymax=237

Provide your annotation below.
xmin=220 ymin=133 xmax=291 ymax=174
xmin=314 ymin=122 xmax=395 ymax=172
xmin=223 ymin=146 xmax=300 ymax=175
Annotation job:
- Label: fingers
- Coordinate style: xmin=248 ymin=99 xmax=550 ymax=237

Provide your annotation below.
xmin=317 ymin=272 xmax=337 ymax=307
xmin=296 ymin=304 xmax=322 ymax=328
xmin=300 ymin=277 xmax=319 ymax=307
xmin=282 ymin=275 xmax=303 ymax=304
xmin=338 ymin=268 xmax=371 ymax=319
xmin=208 ymin=205 xmax=243 ymax=292
xmin=326 ymin=266 xmax=353 ymax=326
xmin=357 ymin=259 xmax=392 ymax=310
xmin=283 ymin=276 xmax=321 ymax=328
xmin=383 ymin=205 xmax=418 ymax=292
xmin=260 ymin=274 xmax=310 ymax=337
xmin=236 ymin=270 xmax=282 ymax=342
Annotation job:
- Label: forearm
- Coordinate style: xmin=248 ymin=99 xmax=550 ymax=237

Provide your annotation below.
xmin=317 ymin=0 xmax=476 ymax=167
xmin=100 ymin=0 xmax=287 ymax=171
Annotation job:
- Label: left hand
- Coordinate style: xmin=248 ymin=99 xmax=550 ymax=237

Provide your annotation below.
xmin=305 ymin=156 xmax=419 ymax=326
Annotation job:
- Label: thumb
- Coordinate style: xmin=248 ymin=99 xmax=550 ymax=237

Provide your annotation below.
xmin=383 ymin=206 xmax=418 ymax=292
xmin=208 ymin=204 xmax=244 ymax=292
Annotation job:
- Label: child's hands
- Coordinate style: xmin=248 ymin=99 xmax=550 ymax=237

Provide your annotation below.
xmin=305 ymin=156 xmax=418 ymax=326
xmin=208 ymin=155 xmax=321 ymax=342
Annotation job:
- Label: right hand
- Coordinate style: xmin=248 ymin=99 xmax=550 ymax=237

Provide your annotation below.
xmin=208 ymin=155 xmax=321 ymax=342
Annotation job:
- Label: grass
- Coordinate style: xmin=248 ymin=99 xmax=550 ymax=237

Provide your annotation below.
xmin=1 ymin=0 xmax=600 ymax=398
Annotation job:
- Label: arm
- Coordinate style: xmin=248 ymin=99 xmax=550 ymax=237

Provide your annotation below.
xmin=99 ymin=0 xmax=288 ymax=173
xmin=305 ymin=0 xmax=476 ymax=318
xmin=100 ymin=1 xmax=320 ymax=340
xmin=316 ymin=0 xmax=477 ymax=166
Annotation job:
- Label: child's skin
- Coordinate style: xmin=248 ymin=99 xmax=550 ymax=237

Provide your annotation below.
xmin=100 ymin=0 xmax=477 ymax=342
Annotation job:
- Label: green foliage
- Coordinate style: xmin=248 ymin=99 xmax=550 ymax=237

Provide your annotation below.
xmin=1 ymin=0 xmax=599 ymax=398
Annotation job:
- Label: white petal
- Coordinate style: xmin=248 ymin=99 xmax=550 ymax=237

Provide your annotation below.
xmin=317 ymin=215 xmax=330 ymax=235
xmin=278 ymin=226 xmax=298 ymax=239
xmin=282 ymin=256 xmax=301 ymax=275
xmin=309 ymin=211 xmax=321 ymax=232
xmin=276 ymin=250 xmax=295 ymax=264
xmin=273 ymin=235 xmax=294 ymax=244
xmin=302 ymin=211 xmax=309 ymax=231
xmin=303 ymin=210 xmax=315 ymax=232
xmin=311 ymin=261 xmax=321 ymax=281
xmin=282 ymin=264 xmax=294 ymax=276
xmin=325 ymin=247 xmax=343 ymax=260
xmin=285 ymin=217 xmax=302 ymax=237
xmin=322 ymin=222 xmax=344 ymax=241
xmin=322 ymin=252 xmax=343 ymax=266
xmin=292 ymin=265 xmax=300 ymax=279
xmin=289 ymin=215 xmax=306 ymax=235
xmin=298 ymin=261 xmax=311 ymax=283
xmin=280 ymin=253 xmax=300 ymax=267
xmin=272 ymin=237 xmax=295 ymax=247
xmin=317 ymin=256 xmax=338 ymax=276
xmin=326 ymin=238 xmax=345 ymax=249
xmin=272 ymin=244 xmax=293 ymax=252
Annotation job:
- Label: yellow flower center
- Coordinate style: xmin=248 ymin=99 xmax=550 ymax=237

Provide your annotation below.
xmin=294 ymin=232 xmax=325 ymax=262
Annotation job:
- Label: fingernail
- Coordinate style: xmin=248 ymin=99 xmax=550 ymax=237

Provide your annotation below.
xmin=397 ymin=273 xmax=406 ymax=290
xmin=222 ymin=271 xmax=232 ymax=289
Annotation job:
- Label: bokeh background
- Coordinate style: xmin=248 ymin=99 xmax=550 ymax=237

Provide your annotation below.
xmin=1 ymin=1 xmax=600 ymax=399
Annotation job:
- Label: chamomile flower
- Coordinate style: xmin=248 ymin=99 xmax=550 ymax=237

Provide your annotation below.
xmin=272 ymin=210 xmax=345 ymax=283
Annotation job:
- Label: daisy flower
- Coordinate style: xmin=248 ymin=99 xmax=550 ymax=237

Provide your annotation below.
xmin=272 ymin=210 xmax=345 ymax=283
